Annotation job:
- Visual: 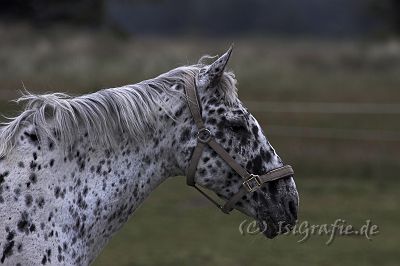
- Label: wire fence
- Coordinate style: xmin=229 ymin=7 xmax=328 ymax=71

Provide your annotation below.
xmin=245 ymin=101 xmax=400 ymax=114
xmin=244 ymin=101 xmax=400 ymax=142
xmin=265 ymin=125 xmax=400 ymax=142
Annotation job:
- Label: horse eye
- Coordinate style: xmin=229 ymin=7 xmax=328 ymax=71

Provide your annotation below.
xmin=228 ymin=122 xmax=246 ymax=132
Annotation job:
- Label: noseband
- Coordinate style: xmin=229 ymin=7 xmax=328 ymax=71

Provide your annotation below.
xmin=184 ymin=79 xmax=295 ymax=214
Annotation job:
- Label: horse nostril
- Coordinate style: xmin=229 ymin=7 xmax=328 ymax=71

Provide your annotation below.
xmin=288 ymin=200 xmax=298 ymax=220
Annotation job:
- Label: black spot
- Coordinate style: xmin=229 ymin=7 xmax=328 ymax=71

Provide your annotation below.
xmin=18 ymin=162 xmax=25 ymax=168
xmin=83 ymin=186 xmax=88 ymax=197
xmin=41 ymin=255 xmax=47 ymax=265
xmin=208 ymin=98 xmax=218 ymax=106
xmin=215 ymin=130 xmax=223 ymax=139
xmin=78 ymin=161 xmax=85 ymax=172
xmin=217 ymin=107 xmax=225 ymax=114
xmin=46 ymin=249 xmax=51 ymax=258
xmin=29 ymin=161 xmax=37 ymax=170
xmin=77 ymin=193 xmax=87 ymax=209
xmin=252 ymin=125 xmax=259 ymax=136
xmin=133 ymin=184 xmax=139 ymax=198
xmin=207 ymin=118 xmax=217 ymax=125
xmin=198 ymin=168 xmax=207 ymax=177
xmin=253 ymin=140 xmax=259 ymax=149
xmin=1 ymin=240 xmax=14 ymax=263
xmin=6 ymin=231 xmax=15 ymax=241
xmin=36 ymin=197 xmax=45 ymax=208
xmin=48 ymin=141 xmax=54 ymax=151
xmin=0 ymin=171 xmax=9 ymax=184
xmin=17 ymin=211 xmax=29 ymax=233
xmin=203 ymin=157 xmax=210 ymax=163
xmin=29 ymin=224 xmax=36 ymax=232
xmin=246 ymin=155 xmax=264 ymax=175
xmin=25 ymin=194 xmax=33 ymax=207
xmin=174 ymin=106 xmax=184 ymax=117
xmin=180 ymin=128 xmax=191 ymax=142
xmin=49 ymin=159 xmax=55 ymax=167
xmin=260 ymin=149 xmax=272 ymax=163
xmin=143 ymin=156 xmax=151 ymax=165
xmin=96 ymin=165 xmax=102 ymax=175
xmin=54 ymin=187 xmax=61 ymax=198
xmin=29 ymin=173 xmax=37 ymax=184
xmin=14 ymin=188 xmax=21 ymax=196
xmin=33 ymin=152 xmax=37 ymax=160
xmin=24 ymin=132 xmax=39 ymax=143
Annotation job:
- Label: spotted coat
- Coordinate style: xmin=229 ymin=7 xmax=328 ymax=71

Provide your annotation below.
xmin=0 ymin=49 xmax=298 ymax=265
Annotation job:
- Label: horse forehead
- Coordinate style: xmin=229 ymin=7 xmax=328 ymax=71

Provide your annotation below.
xmin=207 ymin=105 xmax=256 ymax=127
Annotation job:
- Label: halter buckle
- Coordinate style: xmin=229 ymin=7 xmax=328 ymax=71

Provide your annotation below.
xmin=197 ymin=128 xmax=212 ymax=143
xmin=243 ymin=174 xmax=262 ymax=192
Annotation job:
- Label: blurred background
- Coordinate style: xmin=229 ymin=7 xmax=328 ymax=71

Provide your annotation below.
xmin=0 ymin=0 xmax=399 ymax=265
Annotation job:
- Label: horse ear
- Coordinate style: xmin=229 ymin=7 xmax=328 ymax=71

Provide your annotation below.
xmin=198 ymin=46 xmax=233 ymax=88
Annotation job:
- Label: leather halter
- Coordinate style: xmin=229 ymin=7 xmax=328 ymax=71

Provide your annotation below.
xmin=184 ymin=79 xmax=295 ymax=214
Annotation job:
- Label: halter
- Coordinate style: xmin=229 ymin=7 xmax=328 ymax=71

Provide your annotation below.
xmin=184 ymin=78 xmax=295 ymax=214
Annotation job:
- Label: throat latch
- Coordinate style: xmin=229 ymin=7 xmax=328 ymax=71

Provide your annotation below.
xmin=183 ymin=78 xmax=295 ymax=214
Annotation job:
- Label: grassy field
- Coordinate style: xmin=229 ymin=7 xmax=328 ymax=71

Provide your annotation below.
xmin=0 ymin=24 xmax=399 ymax=265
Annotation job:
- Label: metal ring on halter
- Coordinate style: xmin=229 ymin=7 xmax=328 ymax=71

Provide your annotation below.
xmin=197 ymin=128 xmax=212 ymax=143
xmin=243 ymin=174 xmax=262 ymax=193
xmin=184 ymin=75 xmax=295 ymax=214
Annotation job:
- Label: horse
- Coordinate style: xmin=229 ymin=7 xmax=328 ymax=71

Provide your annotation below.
xmin=0 ymin=48 xmax=299 ymax=265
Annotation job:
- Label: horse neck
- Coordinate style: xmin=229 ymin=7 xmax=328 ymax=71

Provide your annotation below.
xmin=1 ymin=117 xmax=180 ymax=264
xmin=66 ymin=114 xmax=181 ymax=261
xmin=0 ymin=80 xmax=197 ymax=264
xmin=67 ymin=119 xmax=180 ymax=247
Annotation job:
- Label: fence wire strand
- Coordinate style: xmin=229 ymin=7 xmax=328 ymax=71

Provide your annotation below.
xmin=243 ymin=101 xmax=400 ymax=141
xmin=266 ymin=126 xmax=400 ymax=142
xmin=245 ymin=101 xmax=400 ymax=114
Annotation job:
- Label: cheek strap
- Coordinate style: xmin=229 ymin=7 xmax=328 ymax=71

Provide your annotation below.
xmin=184 ymin=78 xmax=294 ymax=214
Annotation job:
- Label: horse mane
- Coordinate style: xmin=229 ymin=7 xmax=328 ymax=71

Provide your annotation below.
xmin=0 ymin=63 xmax=238 ymax=157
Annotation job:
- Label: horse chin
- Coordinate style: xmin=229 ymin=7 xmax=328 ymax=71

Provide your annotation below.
xmin=257 ymin=220 xmax=279 ymax=239
xmin=257 ymin=219 xmax=293 ymax=239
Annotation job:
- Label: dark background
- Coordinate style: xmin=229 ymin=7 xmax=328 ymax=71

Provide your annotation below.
xmin=1 ymin=0 xmax=400 ymax=36
xmin=0 ymin=1 xmax=399 ymax=265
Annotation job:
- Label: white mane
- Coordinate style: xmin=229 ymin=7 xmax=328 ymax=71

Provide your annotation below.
xmin=0 ymin=64 xmax=238 ymax=157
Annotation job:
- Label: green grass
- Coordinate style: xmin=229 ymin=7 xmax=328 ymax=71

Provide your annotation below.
xmin=0 ymin=24 xmax=400 ymax=265
xmin=93 ymin=177 xmax=399 ymax=266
